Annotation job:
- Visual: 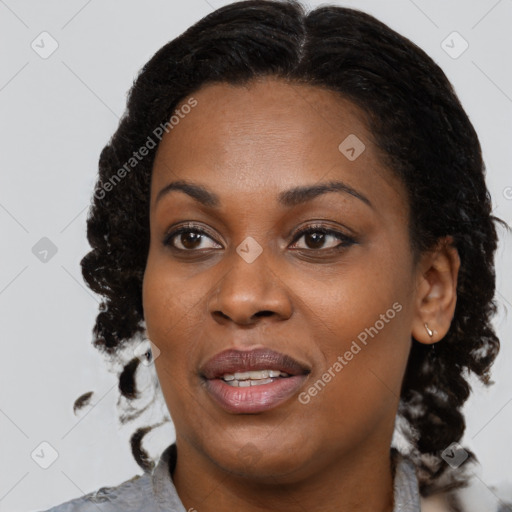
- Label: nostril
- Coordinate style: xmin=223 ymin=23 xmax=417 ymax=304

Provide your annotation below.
xmin=211 ymin=309 xmax=275 ymax=324
xmin=254 ymin=310 xmax=274 ymax=318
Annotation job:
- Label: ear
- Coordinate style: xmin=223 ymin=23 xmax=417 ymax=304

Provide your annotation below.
xmin=412 ymin=236 xmax=460 ymax=345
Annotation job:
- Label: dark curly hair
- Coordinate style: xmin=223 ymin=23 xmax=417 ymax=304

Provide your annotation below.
xmin=77 ymin=0 xmax=505 ymax=498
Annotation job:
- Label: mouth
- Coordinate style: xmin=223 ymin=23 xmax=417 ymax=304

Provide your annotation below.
xmin=200 ymin=347 xmax=311 ymax=414
xmin=221 ymin=369 xmax=292 ymax=387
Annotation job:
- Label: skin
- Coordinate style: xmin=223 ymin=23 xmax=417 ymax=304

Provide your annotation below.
xmin=142 ymin=76 xmax=460 ymax=512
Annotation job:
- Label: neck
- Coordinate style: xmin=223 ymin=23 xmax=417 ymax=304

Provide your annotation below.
xmin=172 ymin=437 xmax=395 ymax=512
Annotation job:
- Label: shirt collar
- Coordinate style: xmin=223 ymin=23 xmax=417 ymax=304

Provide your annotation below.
xmin=391 ymin=449 xmax=422 ymax=511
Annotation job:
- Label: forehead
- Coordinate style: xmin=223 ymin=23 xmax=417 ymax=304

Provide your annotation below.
xmin=150 ymin=77 xmax=405 ymax=213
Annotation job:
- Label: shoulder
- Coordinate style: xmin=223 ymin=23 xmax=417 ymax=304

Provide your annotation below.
xmin=37 ymin=472 xmax=156 ymax=512
xmin=393 ymin=448 xmax=511 ymax=512
xmin=419 ymin=473 xmax=512 ymax=512
xmin=37 ymin=443 xmax=183 ymax=512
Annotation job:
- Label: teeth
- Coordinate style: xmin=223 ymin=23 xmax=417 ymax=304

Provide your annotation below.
xmin=220 ymin=369 xmax=291 ymax=387
xmin=223 ymin=369 xmax=290 ymax=381
xmin=226 ymin=378 xmax=275 ymax=387
xmin=250 ymin=378 xmax=273 ymax=386
xmin=233 ymin=371 xmax=261 ymax=380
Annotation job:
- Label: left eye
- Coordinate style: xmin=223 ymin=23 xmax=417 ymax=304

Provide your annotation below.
xmin=289 ymin=227 xmax=355 ymax=251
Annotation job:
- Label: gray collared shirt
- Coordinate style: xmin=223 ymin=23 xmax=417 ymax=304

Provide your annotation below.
xmin=39 ymin=444 xmax=421 ymax=511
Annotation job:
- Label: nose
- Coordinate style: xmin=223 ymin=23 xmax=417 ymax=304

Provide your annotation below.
xmin=208 ymin=243 xmax=293 ymax=326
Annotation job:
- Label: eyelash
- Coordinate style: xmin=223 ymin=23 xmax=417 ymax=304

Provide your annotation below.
xmin=162 ymin=222 xmax=356 ymax=253
xmin=291 ymin=224 xmax=356 ymax=249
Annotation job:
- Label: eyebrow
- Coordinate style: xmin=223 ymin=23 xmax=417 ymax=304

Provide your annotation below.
xmin=155 ymin=179 xmax=373 ymax=209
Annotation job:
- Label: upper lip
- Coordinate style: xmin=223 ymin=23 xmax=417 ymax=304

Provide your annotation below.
xmin=200 ymin=348 xmax=311 ymax=379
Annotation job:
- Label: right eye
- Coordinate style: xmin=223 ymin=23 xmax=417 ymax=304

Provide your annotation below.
xmin=162 ymin=224 xmax=223 ymax=252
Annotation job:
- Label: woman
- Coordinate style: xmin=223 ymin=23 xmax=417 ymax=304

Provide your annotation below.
xmin=40 ymin=0 xmax=509 ymax=510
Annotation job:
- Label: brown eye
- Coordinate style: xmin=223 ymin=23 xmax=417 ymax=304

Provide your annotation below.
xmin=163 ymin=225 xmax=222 ymax=251
xmin=290 ymin=225 xmax=356 ymax=251
xmin=178 ymin=231 xmax=203 ymax=250
xmin=303 ymin=232 xmax=331 ymax=250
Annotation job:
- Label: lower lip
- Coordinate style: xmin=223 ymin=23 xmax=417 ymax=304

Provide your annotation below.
xmin=204 ymin=376 xmax=308 ymax=414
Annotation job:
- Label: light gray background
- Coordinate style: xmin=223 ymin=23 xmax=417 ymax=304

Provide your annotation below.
xmin=1 ymin=1 xmax=511 ymax=510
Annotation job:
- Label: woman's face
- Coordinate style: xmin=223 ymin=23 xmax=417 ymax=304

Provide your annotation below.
xmin=143 ymin=77 xmax=421 ymax=481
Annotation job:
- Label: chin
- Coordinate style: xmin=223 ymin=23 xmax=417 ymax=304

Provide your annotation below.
xmin=204 ymin=436 xmax=316 ymax=483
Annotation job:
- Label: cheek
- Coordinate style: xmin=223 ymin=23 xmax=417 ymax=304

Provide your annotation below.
xmin=142 ymin=249 xmax=207 ymax=335
xmin=142 ymin=257 xmax=200 ymax=372
xmin=142 ymin=252 xmax=225 ymax=387
xmin=296 ymin=263 xmax=413 ymax=443
xmin=142 ymin=259 xmax=208 ymax=428
xmin=301 ymin=243 xmax=410 ymax=344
